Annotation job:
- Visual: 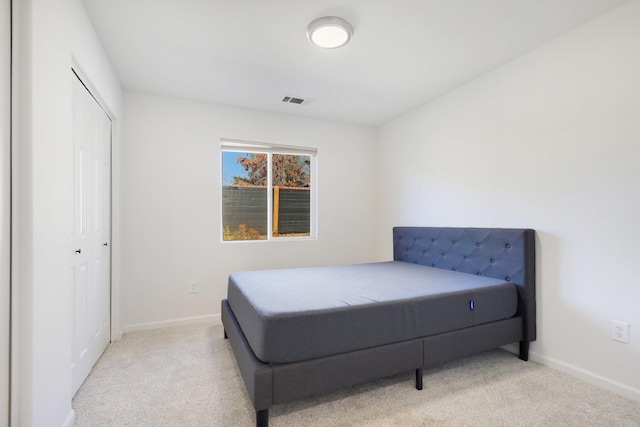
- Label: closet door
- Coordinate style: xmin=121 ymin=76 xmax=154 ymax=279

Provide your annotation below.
xmin=71 ymin=72 xmax=112 ymax=395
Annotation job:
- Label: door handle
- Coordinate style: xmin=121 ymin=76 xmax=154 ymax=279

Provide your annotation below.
xmin=103 ymin=243 xmax=108 ymax=246
xmin=75 ymin=249 xmax=81 ymax=254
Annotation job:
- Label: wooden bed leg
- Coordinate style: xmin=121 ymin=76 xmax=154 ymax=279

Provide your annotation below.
xmin=256 ymin=409 xmax=269 ymax=427
xmin=519 ymin=341 xmax=529 ymax=361
xmin=415 ymin=368 xmax=423 ymax=390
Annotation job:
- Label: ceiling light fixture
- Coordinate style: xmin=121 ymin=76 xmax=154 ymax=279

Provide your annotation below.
xmin=306 ymin=16 xmax=353 ymax=49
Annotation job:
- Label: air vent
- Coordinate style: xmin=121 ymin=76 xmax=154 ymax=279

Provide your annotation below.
xmin=282 ymin=95 xmax=313 ymax=106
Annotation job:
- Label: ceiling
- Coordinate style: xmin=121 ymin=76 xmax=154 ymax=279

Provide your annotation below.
xmin=81 ymin=0 xmax=630 ymax=127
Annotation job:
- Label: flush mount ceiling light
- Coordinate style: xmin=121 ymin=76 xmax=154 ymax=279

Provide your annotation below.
xmin=306 ymin=16 xmax=353 ymax=49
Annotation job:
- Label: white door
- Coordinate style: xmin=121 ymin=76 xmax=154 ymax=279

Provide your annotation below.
xmin=71 ymin=72 xmax=112 ymax=395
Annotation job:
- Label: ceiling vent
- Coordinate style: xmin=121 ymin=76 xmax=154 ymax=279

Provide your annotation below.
xmin=282 ymin=95 xmax=312 ymax=106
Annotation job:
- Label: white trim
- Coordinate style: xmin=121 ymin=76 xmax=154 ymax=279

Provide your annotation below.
xmin=221 ymin=138 xmax=318 ymax=155
xmin=501 ymin=343 xmax=640 ymax=402
xmin=122 ymin=314 xmax=221 ymax=334
xmin=109 ymin=112 xmax=122 ymax=343
xmin=61 ymin=409 xmax=75 ymax=427
xmin=266 ymin=152 xmax=273 ymax=235
xmin=0 ymin=1 xmax=10 ymax=425
xmin=529 ymin=350 xmax=640 ymax=403
xmin=9 ymin=0 xmax=19 ymax=421
xmin=70 ymin=60 xmax=117 ymax=121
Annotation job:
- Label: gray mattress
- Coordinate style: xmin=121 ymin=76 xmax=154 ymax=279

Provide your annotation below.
xmin=227 ymin=261 xmax=517 ymax=364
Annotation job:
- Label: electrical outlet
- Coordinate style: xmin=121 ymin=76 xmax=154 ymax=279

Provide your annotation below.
xmin=611 ymin=320 xmax=629 ymax=344
xmin=190 ymin=281 xmax=198 ymax=294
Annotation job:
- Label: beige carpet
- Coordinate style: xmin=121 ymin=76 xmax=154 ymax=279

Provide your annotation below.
xmin=73 ymin=322 xmax=640 ymax=426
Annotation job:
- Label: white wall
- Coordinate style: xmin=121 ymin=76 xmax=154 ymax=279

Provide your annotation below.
xmin=12 ymin=0 xmax=122 ymax=425
xmin=377 ymin=0 xmax=640 ymax=401
xmin=120 ymin=93 xmax=378 ymax=330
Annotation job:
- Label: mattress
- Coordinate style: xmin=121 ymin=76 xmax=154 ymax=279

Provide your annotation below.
xmin=227 ymin=261 xmax=517 ymax=364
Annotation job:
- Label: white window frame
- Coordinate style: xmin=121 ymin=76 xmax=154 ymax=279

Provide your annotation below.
xmin=220 ymin=138 xmax=317 ymax=242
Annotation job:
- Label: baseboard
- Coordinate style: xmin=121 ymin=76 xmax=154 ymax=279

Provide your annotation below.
xmin=529 ymin=350 xmax=640 ymax=403
xmin=111 ymin=327 xmax=124 ymax=342
xmin=123 ymin=314 xmax=222 ymax=333
xmin=500 ymin=343 xmax=639 ymax=402
xmin=62 ymin=409 xmax=75 ymax=427
xmin=501 ymin=342 xmax=518 ymax=355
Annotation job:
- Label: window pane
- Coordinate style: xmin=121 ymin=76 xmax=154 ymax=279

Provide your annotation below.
xmin=222 ymin=151 xmax=267 ymax=241
xmin=272 ymin=154 xmax=311 ymax=238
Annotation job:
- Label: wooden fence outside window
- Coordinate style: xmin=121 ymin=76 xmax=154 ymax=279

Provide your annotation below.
xmin=222 ymin=186 xmax=310 ymax=237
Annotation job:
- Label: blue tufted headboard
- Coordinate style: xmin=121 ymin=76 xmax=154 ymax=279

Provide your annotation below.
xmin=393 ymin=227 xmax=536 ymax=343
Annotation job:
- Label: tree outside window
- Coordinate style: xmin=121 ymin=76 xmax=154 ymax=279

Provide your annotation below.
xmin=221 ymin=141 xmax=316 ymax=242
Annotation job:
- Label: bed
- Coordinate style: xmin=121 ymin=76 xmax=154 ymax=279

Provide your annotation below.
xmin=221 ymin=227 xmax=536 ymax=427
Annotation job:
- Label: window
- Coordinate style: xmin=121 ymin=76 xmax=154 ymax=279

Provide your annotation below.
xmin=221 ymin=139 xmax=317 ymax=242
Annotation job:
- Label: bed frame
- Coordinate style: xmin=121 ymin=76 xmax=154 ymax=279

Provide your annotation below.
xmin=221 ymin=227 xmax=536 ymax=427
